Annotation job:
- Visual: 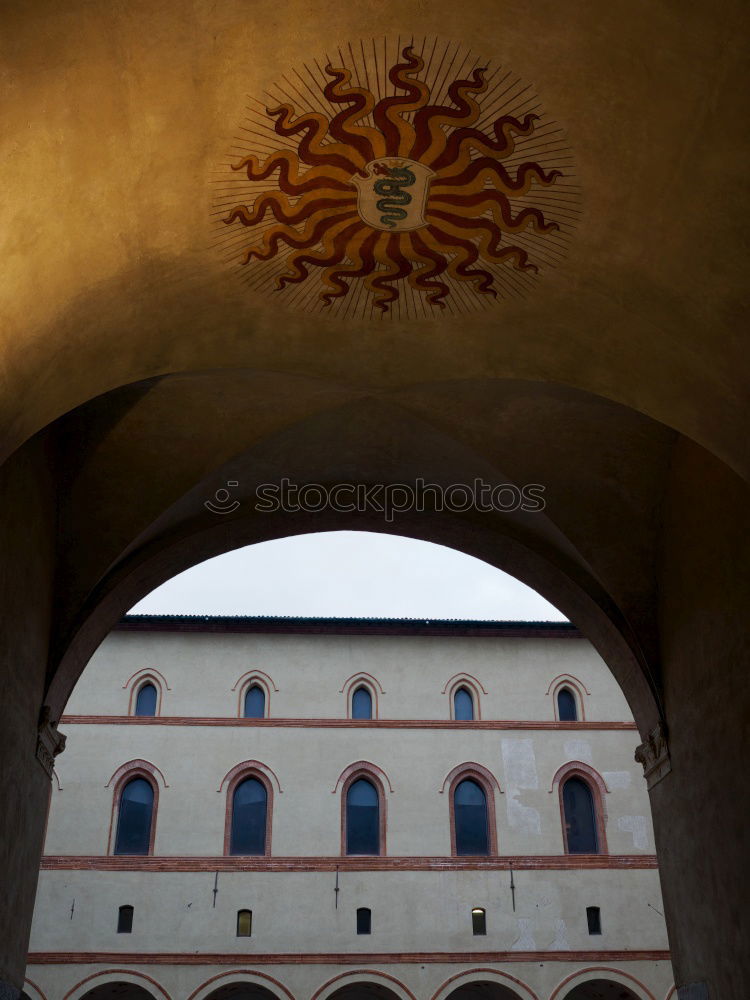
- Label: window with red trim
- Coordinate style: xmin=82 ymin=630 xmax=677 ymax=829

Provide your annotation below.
xmin=562 ymin=776 xmax=599 ymax=853
xmin=114 ymin=777 xmax=154 ymax=855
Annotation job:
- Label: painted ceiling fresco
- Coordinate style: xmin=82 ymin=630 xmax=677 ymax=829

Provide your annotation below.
xmin=213 ymin=38 xmax=579 ymax=320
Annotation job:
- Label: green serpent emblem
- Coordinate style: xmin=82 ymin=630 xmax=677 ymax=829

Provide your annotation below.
xmin=373 ymin=164 xmax=417 ymax=228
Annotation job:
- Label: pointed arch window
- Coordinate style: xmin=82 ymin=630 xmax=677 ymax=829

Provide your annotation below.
xmin=346 ymin=778 xmax=380 ymax=855
xmin=454 ymin=778 xmax=490 ymax=856
xmin=134 ymin=683 xmax=157 ymax=717
xmin=454 ymin=687 xmax=474 ymax=721
xmin=562 ymin=776 xmax=599 ymax=853
xmin=243 ymin=684 xmax=266 ymax=719
xmin=557 ymin=687 xmax=578 ymax=722
xmin=230 ymin=777 xmax=268 ymax=855
xmin=114 ymin=777 xmax=155 ymax=855
xmin=351 ymin=686 xmax=373 ymax=720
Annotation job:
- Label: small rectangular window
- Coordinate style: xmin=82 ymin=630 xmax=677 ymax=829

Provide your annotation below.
xmin=237 ymin=909 xmax=253 ymax=937
xmin=472 ymin=907 xmax=486 ymax=935
xmin=586 ymin=906 xmax=602 ymax=935
xmin=117 ymin=905 xmax=134 ymax=933
xmin=356 ymin=907 xmax=371 ymax=934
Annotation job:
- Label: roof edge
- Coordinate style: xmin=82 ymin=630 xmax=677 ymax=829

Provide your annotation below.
xmin=116 ymin=614 xmax=580 ymax=639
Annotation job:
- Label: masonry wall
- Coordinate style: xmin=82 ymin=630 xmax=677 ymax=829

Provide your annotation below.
xmin=26 ymin=626 xmax=674 ymax=1000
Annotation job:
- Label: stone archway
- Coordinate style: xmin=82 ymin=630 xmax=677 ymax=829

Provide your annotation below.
xmin=311 ymin=970 xmax=415 ymax=1000
xmin=444 ymin=983 xmax=530 ymax=1000
xmin=432 ymin=969 xmax=538 ymax=1000
xmin=202 ymin=985 xmax=289 ymax=1000
xmin=563 ymin=984 xmax=642 ymax=1000
xmin=551 ymin=969 xmax=656 ymax=1000
xmin=1 ymin=5 xmax=749 ymax=998
xmin=325 ymin=987 xmax=403 ymax=1000
xmin=78 ymin=987 xmax=159 ymax=1000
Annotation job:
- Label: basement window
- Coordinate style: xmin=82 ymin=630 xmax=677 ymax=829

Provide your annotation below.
xmin=472 ymin=907 xmax=487 ymax=935
xmin=586 ymin=906 xmax=602 ymax=934
xmin=117 ymin=905 xmax=134 ymax=933
xmin=237 ymin=909 xmax=253 ymax=937
xmin=356 ymin=907 xmax=372 ymax=934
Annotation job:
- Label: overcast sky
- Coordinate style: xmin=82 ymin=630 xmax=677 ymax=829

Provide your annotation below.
xmin=130 ymin=531 xmax=567 ymax=621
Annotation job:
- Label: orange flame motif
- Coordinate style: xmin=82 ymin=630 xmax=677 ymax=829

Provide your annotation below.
xmin=214 ymin=40 xmax=579 ymax=319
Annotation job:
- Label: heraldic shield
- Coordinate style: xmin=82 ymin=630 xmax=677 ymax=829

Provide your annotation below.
xmin=352 ymin=158 xmax=436 ymax=232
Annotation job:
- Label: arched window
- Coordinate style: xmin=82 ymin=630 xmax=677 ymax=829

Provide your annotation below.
xmin=454 ymin=686 xmax=474 ymax=721
xmin=454 ymin=778 xmax=489 ymax=856
xmin=471 ymin=907 xmax=486 ymax=935
xmin=243 ymin=684 xmax=266 ymax=719
xmin=356 ymin=907 xmax=372 ymax=934
xmin=346 ymin=778 xmax=380 ymax=855
xmin=117 ymin=905 xmax=134 ymax=933
xmin=230 ymin=777 xmax=268 ymax=855
xmin=586 ymin=905 xmax=602 ymax=934
xmin=134 ymin=682 xmax=157 ymax=717
xmin=351 ymin=686 xmax=372 ymax=720
xmin=562 ymin=776 xmax=599 ymax=853
xmin=114 ymin=777 xmax=154 ymax=855
xmin=237 ymin=909 xmax=253 ymax=936
xmin=557 ymin=686 xmax=578 ymax=721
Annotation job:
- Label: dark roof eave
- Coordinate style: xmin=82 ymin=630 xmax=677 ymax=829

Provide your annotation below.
xmin=115 ymin=614 xmax=580 ymax=639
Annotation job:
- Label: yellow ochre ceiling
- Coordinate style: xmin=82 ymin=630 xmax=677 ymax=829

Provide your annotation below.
xmin=0 ymin=0 xmax=748 ymax=477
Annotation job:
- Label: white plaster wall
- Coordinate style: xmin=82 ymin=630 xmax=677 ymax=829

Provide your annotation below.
xmin=29 ymin=868 xmax=668 ymax=954
xmin=64 ymin=631 xmax=633 ymax=723
xmin=46 ymin=724 xmax=652 ymax=857
xmin=31 ymin=627 xmax=672 ymax=1000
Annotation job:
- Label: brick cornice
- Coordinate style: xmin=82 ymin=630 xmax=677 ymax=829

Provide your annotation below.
xmin=40 ymin=854 xmax=658 ymax=872
xmin=59 ymin=715 xmax=637 ymax=731
xmin=27 ymin=949 xmax=671 ymax=966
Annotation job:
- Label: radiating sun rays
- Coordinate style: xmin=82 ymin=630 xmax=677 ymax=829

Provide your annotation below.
xmin=212 ymin=38 xmax=580 ymax=320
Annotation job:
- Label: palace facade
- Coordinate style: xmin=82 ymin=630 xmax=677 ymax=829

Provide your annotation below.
xmin=25 ymin=616 xmax=674 ymax=1000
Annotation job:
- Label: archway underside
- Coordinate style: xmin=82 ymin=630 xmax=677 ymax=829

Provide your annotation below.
xmin=203 ymin=984 xmax=283 ymax=1000
xmin=445 ymin=982 xmax=527 ymax=999
xmin=78 ymin=985 xmax=158 ymax=1000
xmin=562 ymin=980 xmax=641 ymax=1000
xmin=47 ymin=372 xmax=676 ymax=737
xmin=326 ymin=985 xmax=403 ymax=1000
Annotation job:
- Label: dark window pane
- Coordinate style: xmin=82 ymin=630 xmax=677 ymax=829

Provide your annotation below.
xmin=563 ymin=777 xmax=599 ymax=853
xmin=454 ymin=779 xmax=489 ymax=855
xmin=231 ymin=777 xmax=267 ymax=855
xmin=237 ymin=909 xmax=253 ymax=936
xmin=586 ymin=906 xmax=602 ymax=934
xmin=134 ymin=683 xmax=157 ymax=717
xmin=356 ymin=907 xmax=371 ymax=934
xmin=244 ymin=685 xmax=266 ymax=719
xmin=472 ymin=908 xmax=486 ymax=935
xmin=454 ymin=687 xmax=474 ymax=721
xmin=557 ymin=687 xmax=578 ymax=721
xmin=352 ymin=687 xmax=372 ymax=720
xmin=117 ymin=905 xmax=133 ymax=933
xmin=114 ymin=778 xmax=153 ymax=855
xmin=346 ymin=778 xmax=379 ymax=855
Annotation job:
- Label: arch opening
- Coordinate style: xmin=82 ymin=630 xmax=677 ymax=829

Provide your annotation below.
xmin=561 ymin=980 xmax=642 ymax=1000
xmin=325 ymin=985 xmax=403 ymax=1000
xmin=444 ymin=984 xmax=528 ymax=999
xmin=78 ymin=986 xmax=158 ymax=1000
xmin=202 ymin=985 xmax=283 ymax=1000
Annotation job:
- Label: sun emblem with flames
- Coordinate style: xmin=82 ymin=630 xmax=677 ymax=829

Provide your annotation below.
xmin=214 ymin=41 xmax=578 ymax=319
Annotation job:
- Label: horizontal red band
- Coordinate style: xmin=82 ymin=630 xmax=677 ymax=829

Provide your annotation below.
xmin=59 ymin=716 xmax=637 ymax=730
xmin=27 ymin=949 xmax=671 ymax=965
xmin=40 ymin=855 xmax=658 ymax=872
